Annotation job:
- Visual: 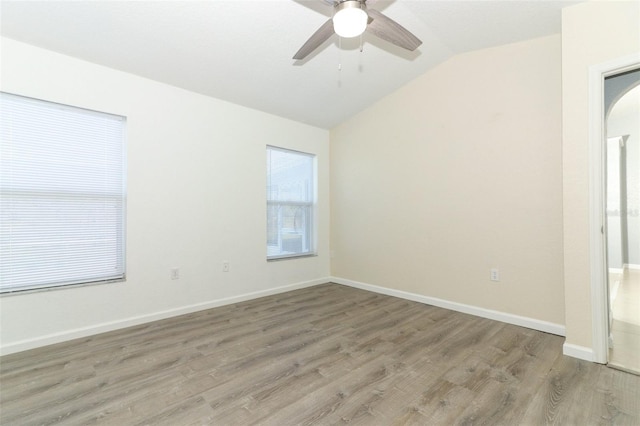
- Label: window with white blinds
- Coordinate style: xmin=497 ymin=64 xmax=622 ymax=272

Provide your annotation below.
xmin=267 ymin=146 xmax=316 ymax=260
xmin=0 ymin=92 xmax=126 ymax=294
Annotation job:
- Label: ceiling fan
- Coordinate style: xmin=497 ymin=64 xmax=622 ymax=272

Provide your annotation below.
xmin=293 ymin=0 xmax=422 ymax=60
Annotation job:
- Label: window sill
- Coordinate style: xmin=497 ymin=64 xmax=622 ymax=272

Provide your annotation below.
xmin=267 ymin=253 xmax=318 ymax=262
xmin=0 ymin=277 xmax=126 ymax=297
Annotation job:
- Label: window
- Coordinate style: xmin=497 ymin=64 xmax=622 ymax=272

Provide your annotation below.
xmin=0 ymin=93 xmax=126 ymax=293
xmin=267 ymin=146 xmax=316 ymax=260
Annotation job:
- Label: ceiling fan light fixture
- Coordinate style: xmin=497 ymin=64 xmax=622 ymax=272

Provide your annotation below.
xmin=333 ymin=1 xmax=368 ymax=38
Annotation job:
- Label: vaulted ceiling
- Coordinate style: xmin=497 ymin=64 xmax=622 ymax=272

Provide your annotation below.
xmin=0 ymin=0 xmax=581 ymax=129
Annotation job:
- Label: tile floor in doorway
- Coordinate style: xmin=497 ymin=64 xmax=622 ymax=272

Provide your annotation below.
xmin=609 ymin=268 xmax=640 ymax=374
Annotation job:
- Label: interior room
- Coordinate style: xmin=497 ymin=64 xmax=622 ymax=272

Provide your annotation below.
xmin=605 ymin=74 xmax=640 ymax=373
xmin=1 ymin=0 xmax=639 ymax=424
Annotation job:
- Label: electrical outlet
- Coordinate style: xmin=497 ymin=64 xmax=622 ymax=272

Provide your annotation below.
xmin=170 ymin=268 xmax=180 ymax=280
xmin=490 ymin=268 xmax=499 ymax=282
xmin=222 ymin=261 xmax=230 ymax=272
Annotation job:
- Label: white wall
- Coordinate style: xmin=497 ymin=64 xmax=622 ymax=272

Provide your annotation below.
xmin=608 ymin=84 xmax=640 ymax=267
xmin=561 ymin=0 xmax=640 ymax=353
xmin=0 ymin=38 xmax=331 ymax=355
xmin=605 ymin=136 xmax=624 ymax=269
xmin=331 ymin=35 xmax=565 ymax=329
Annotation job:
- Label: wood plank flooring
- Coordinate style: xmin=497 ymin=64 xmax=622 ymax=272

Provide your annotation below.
xmin=1 ymin=283 xmax=639 ymax=425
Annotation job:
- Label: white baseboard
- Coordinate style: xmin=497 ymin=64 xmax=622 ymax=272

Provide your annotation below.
xmin=563 ymin=343 xmax=597 ymax=362
xmin=0 ymin=277 xmax=329 ymax=356
xmin=624 ymin=263 xmax=640 ymax=270
xmin=2 ymin=276 xmax=577 ymax=358
xmin=608 ymin=267 xmax=624 ymax=274
xmin=331 ymin=276 xmax=566 ymax=337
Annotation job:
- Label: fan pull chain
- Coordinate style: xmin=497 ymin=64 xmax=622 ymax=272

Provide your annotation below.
xmin=338 ymin=36 xmax=342 ymax=71
xmin=360 ymin=33 xmax=364 ymax=53
xmin=336 ymin=36 xmax=342 ymax=87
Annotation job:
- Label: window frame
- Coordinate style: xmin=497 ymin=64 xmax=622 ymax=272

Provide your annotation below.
xmin=0 ymin=92 xmax=127 ymax=295
xmin=266 ymin=145 xmax=317 ymax=261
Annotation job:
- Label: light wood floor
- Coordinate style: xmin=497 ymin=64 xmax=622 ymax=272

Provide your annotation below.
xmin=1 ymin=283 xmax=639 ymax=425
xmin=609 ymin=269 xmax=640 ymax=373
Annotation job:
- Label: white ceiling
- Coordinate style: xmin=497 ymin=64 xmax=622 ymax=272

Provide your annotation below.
xmin=0 ymin=0 xmax=581 ymax=129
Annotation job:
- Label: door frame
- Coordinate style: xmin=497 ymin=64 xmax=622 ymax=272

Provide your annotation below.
xmin=589 ymin=53 xmax=640 ymax=364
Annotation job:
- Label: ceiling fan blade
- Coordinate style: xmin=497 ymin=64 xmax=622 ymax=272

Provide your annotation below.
xmin=366 ymin=9 xmax=422 ymax=51
xmin=293 ymin=18 xmax=335 ymax=60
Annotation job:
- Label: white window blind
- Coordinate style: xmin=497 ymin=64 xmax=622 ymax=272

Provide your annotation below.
xmin=267 ymin=146 xmax=316 ymax=260
xmin=0 ymin=92 xmax=126 ymax=293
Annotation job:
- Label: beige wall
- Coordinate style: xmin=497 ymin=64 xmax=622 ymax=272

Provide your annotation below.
xmin=331 ymin=35 xmax=565 ymax=326
xmin=562 ymin=1 xmax=640 ymax=352
xmin=0 ymin=38 xmax=330 ymax=354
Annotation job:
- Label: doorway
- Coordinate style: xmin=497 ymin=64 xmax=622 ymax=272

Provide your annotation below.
xmin=604 ymin=71 xmax=640 ymax=373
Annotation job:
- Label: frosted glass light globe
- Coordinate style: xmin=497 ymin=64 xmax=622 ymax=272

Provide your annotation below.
xmin=333 ymin=2 xmax=368 ymax=38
